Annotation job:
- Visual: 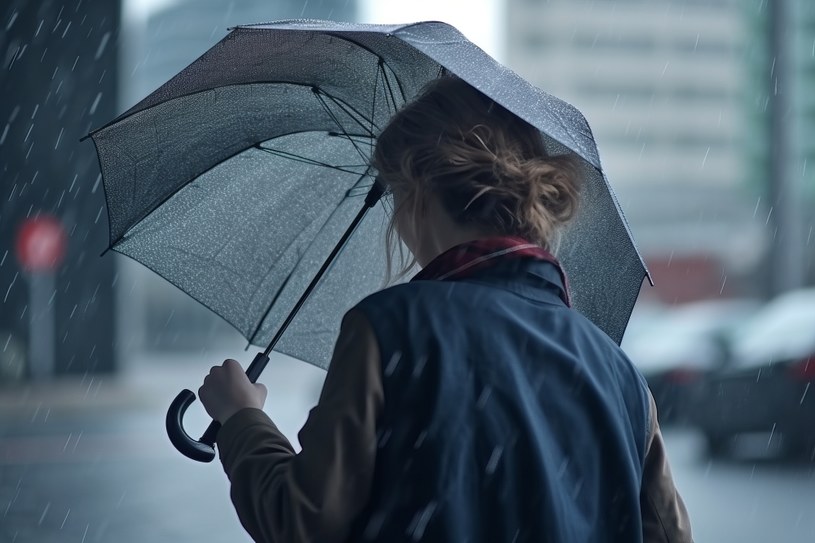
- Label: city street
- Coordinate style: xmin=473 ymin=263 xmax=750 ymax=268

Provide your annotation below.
xmin=2 ymin=355 xmax=814 ymax=543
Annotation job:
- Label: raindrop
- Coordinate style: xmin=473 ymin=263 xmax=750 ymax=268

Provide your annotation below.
xmin=765 ymin=206 xmax=773 ymax=226
xmin=701 ymin=146 xmax=710 ymax=169
xmin=6 ymin=45 xmax=21 ymax=70
xmin=719 ymin=275 xmax=727 ymax=294
xmin=753 ymin=197 xmax=761 ymax=218
xmin=411 ymin=355 xmax=428 ymax=379
xmin=408 ymin=501 xmax=437 ymax=541
xmin=413 ymin=430 xmax=427 ymax=449
xmin=4 ymin=271 xmax=18 ymax=303
xmin=801 ymin=382 xmax=810 ymax=405
xmin=62 ymin=433 xmax=73 ymax=452
xmin=5 ymin=487 xmax=21 ymax=516
xmin=54 ymin=127 xmax=64 ymax=149
xmin=24 ymin=123 xmax=33 ymax=142
xmin=476 ymin=385 xmax=491 ymax=409
xmin=30 ymin=402 xmax=42 ymax=423
xmin=91 ymin=173 xmax=101 ymax=193
xmin=0 ymin=124 xmax=8 ymax=145
xmin=72 ymin=430 xmax=83 ymax=451
xmin=94 ymin=31 xmax=111 ymax=60
xmin=485 ymin=445 xmax=503 ymax=474
xmin=6 ymin=11 xmax=18 ymax=31
xmin=38 ymin=502 xmax=51 ymax=525
xmin=71 ymin=55 xmax=79 ymax=72
xmin=60 ymin=508 xmax=70 ymax=529
xmin=81 ymin=523 xmax=89 ymax=543
xmin=61 ymin=20 xmax=72 ymax=39
xmin=35 ymin=19 xmax=44 ymax=37
xmin=89 ymin=92 xmax=102 ymax=115
xmin=807 ymin=225 xmax=812 ymax=245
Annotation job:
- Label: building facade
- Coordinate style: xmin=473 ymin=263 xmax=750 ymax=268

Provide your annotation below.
xmin=504 ymin=0 xmax=813 ymax=302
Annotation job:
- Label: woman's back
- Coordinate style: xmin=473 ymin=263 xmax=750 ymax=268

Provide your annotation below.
xmin=347 ymin=258 xmax=650 ymax=542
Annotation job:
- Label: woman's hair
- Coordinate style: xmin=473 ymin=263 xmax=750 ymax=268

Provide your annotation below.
xmin=373 ymin=76 xmax=582 ymax=282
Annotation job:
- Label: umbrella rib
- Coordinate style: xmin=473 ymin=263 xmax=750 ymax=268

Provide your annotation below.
xmin=254 ymin=144 xmax=369 ymax=176
xmin=313 ymin=88 xmax=377 ymax=136
xmin=370 ymin=61 xmax=381 ymax=138
xmin=379 ymin=59 xmax=402 ymax=114
xmin=313 ymin=90 xmax=371 ymax=165
xmin=328 ymin=132 xmax=375 ymax=146
xmin=322 ymin=32 xmax=409 ymax=107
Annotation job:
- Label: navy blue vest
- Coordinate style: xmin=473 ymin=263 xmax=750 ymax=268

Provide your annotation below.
xmin=347 ymin=258 xmax=650 ymax=543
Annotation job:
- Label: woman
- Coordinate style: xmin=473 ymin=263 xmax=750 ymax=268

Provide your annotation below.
xmin=198 ymin=76 xmax=693 ymax=543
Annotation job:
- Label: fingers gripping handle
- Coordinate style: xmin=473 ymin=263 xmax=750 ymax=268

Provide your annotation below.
xmin=166 ymin=390 xmax=220 ymax=462
xmin=166 ymin=352 xmax=270 ymax=463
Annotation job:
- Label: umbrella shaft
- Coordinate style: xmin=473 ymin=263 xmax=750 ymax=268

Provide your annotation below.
xmin=255 ymin=181 xmax=384 ymax=372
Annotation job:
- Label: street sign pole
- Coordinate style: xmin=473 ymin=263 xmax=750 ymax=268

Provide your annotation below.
xmin=15 ymin=215 xmax=67 ymax=381
xmin=28 ymin=272 xmax=56 ymax=380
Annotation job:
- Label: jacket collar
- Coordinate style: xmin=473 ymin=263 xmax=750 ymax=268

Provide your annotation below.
xmin=410 ymin=236 xmax=571 ymax=307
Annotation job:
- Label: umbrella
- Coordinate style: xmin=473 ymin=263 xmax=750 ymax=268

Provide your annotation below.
xmin=85 ymin=20 xmax=649 ymax=462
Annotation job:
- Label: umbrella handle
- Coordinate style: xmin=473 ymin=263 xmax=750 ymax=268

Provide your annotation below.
xmin=166 ymin=389 xmax=219 ymax=462
xmin=166 ymin=352 xmax=271 ymax=463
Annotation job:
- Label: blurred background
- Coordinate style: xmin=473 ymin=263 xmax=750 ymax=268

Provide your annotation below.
xmin=0 ymin=0 xmax=813 ymax=542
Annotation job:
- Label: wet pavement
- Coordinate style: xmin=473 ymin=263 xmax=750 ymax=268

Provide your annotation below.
xmin=2 ymin=353 xmax=814 ymax=542
xmin=0 ymin=350 xmax=324 ymax=543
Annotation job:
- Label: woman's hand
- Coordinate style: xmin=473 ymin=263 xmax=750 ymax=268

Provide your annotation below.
xmin=198 ymin=359 xmax=268 ymax=424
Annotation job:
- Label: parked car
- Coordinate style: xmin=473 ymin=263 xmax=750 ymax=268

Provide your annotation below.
xmin=693 ymin=288 xmax=815 ymax=459
xmin=622 ymin=299 xmax=760 ymax=425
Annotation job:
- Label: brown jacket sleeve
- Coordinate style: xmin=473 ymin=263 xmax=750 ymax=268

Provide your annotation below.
xmin=216 ymin=309 xmax=384 ymax=543
xmin=641 ymin=390 xmax=694 ymax=542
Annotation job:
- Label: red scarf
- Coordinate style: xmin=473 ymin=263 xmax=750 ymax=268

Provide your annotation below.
xmin=410 ymin=236 xmax=571 ymax=307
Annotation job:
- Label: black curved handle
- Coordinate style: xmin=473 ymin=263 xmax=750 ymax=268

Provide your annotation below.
xmin=166 ymin=389 xmax=220 ymax=462
xmin=166 ymin=352 xmax=270 ymax=463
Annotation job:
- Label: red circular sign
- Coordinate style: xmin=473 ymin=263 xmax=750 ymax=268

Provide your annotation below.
xmin=15 ymin=215 xmax=68 ymax=272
